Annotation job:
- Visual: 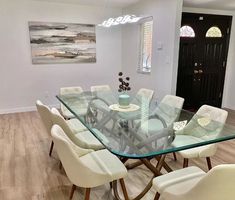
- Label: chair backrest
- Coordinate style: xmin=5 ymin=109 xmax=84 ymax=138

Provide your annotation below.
xmin=51 ymin=125 xmax=94 ymax=187
xmin=60 ymin=87 xmax=84 ymax=115
xmin=180 ymin=164 xmax=235 ymax=200
xmin=60 ymin=86 xmax=83 ymax=95
xmin=51 ymin=125 xmax=114 ymax=188
xmin=90 ymin=85 xmax=113 ymax=107
xmin=155 ymin=95 xmax=185 ymax=126
xmin=50 ymin=108 xmax=89 ymax=149
xmin=196 ymin=105 xmax=228 ymax=124
xmin=161 ymin=95 xmax=185 ymax=109
xmin=90 ymin=85 xmax=111 ymax=92
xmin=179 ymin=105 xmax=228 ymax=139
xmin=36 ymin=100 xmax=53 ymax=134
xmin=136 ymin=88 xmax=154 ymax=102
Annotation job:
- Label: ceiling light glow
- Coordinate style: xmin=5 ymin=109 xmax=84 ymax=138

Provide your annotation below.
xmin=98 ymin=15 xmax=143 ymax=27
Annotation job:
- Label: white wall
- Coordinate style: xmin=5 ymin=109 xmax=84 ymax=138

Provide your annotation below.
xmin=122 ymin=0 xmax=183 ymax=101
xmin=183 ymin=7 xmax=235 ymax=109
xmin=0 ymin=0 xmax=122 ymax=113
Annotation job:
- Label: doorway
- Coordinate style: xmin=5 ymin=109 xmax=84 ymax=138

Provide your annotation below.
xmin=176 ymin=13 xmax=232 ymax=110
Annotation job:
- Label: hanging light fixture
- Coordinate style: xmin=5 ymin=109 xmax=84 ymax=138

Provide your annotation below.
xmin=98 ymin=15 xmax=144 ymax=28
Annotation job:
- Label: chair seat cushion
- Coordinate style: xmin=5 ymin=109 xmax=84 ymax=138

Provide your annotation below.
xmin=61 ymin=106 xmax=75 ymax=118
xmin=80 ymin=149 xmax=127 ymax=182
xmin=139 ymin=119 xmax=165 ymax=135
xmin=172 ymin=135 xmax=216 ymax=158
xmin=153 ymin=166 xmax=205 ymax=193
xmin=75 ymin=130 xmax=104 ymax=150
xmin=66 ymin=119 xmax=88 ymax=133
xmin=61 ymin=106 xmax=87 ymax=119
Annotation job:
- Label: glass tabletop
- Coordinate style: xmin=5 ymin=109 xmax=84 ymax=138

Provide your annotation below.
xmin=56 ymin=91 xmax=235 ymax=159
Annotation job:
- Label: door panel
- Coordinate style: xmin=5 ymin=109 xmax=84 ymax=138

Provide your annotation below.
xmin=199 ymin=73 xmax=219 ymax=106
xmin=177 ymin=41 xmax=198 ymax=108
xmin=176 ymin=13 xmax=232 ymax=110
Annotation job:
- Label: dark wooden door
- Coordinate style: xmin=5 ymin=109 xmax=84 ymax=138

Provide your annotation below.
xmin=176 ymin=13 xmax=232 ymax=110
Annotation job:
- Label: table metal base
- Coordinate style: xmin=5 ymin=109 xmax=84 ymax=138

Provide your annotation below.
xmin=113 ymin=155 xmax=171 ymax=200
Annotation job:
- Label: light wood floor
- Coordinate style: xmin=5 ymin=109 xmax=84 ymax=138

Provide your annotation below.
xmin=0 ymin=110 xmax=235 ymax=200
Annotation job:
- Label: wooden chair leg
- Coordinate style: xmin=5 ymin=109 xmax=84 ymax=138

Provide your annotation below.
xmin=154 ymin=192 xmax=160 ymax=200
xmin=69 ymin=184 xmax=76 ymax=200
xmin=84 ymin=188 xmax=91 ymax=200
xmin=109 ymin=182 xmax=113 ymax=189
xmin=183 ymin=158 xmax=189 ymax=168
xmin=206 ymin=157 xmax=212 ymax=170
xmin=59 ymin=161 xmax=62 ymax=170
xmin=49 ymin=141 xmax=54 ymax=157
xmin=173 ymin=152 xmax=177 ymax=161
xmin=120 ymin=178 xmax=129 ymax=200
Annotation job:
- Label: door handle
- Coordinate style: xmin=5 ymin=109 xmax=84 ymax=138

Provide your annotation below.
xmin=199 ymin=69 xmax=203 ymax=74
xmin=194 ymin=70 xmax=199 ymax=74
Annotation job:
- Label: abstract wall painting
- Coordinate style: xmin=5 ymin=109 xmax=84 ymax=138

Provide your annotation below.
xmin=28 ymin=21 xmax=96 ymax=64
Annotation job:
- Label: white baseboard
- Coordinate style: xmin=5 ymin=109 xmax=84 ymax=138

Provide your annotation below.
xmin=0 ymin=104 xmax=60 ymax=115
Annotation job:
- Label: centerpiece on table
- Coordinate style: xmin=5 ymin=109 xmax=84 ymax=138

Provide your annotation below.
xmin=118 ymin=72 xmax=131 ymax=108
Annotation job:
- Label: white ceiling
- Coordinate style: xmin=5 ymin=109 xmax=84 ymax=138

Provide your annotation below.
xmin=184 ymin=0 xmax=235 ymax=11
xmin=34 ymin=0 xmax=140 ymax=8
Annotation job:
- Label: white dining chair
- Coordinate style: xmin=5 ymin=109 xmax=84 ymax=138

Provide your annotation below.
xmin=136 ymin=88 xmax=154 ymax=102
xmin=134 ymin=95 xmax=184 ymax=160
xmin=51 ymin=108 xmax=104 ymax=150
xmin=130 ymin=88 xmax=154 ymax=114
xmin=138 ymin=95 xmax=185 ymax=137
xmin=89 ymin=85 xmax=113 ymax=119
xmin=60 ymin=86 xmax=85 ymax=119
xmin=36 ymin=100 xmax=54 ymax=156
xmin=36 ymin=100 xmax=91 ymax=156
xmin=173 ymin=105 xmax=228 ymax=170
xmin=152 ymin=164 xmax=235 ymax=200
xmin=51 ymin=125 xmax=128 ymax=200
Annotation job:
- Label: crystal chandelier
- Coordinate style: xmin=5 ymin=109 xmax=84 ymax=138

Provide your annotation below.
xmin=98 ymin=15 xmax=143 ymax=28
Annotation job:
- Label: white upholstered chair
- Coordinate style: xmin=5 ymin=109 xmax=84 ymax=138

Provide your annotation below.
xmin=51 ymin=108 xmax=104 ymax=150
xmin=156 ymin=95 xmax=185 ymax=124
xmin=152 ymin=164 xmax=235 ymax=200
xmin=36 ymin=100 xmax=54 ymax=156
xmin=138 ymin=95 xmax=184 ymax=136
xmin=173 ymin=105 xmax=228 ymax=170
xmin=60 ymin=86 xmax=85 ymax=119
xmin=130 ymin=88 xmax=154 ymax=113
xmin=136 ymin=88 xmax=154 ymax=102
xmin=89 ymin=85 xmax=113 ymax=117
xmin=51 ymin=125 xmax=128 ymax=200
xmin=90 ymin=85 xmax=112 ymax=106
xmin=134 ymin=95 xmax=184 ymax=160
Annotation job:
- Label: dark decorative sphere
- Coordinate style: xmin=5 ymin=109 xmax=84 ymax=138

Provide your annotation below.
xmin=118 ymin=72 xmax=123 ymax=76
xmin=119 ymin=78 xmax=123 ymax=82
xmin=126 ymin=77 xmax=130 ymax=81
xmin=118 ymin=89 xmax=122 ymax=92
xmin=127 ymin=87 xmax=131 ymax=91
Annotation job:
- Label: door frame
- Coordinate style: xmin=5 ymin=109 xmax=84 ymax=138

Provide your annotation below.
xmin=176 ymin=12 xmax=233 ymax=109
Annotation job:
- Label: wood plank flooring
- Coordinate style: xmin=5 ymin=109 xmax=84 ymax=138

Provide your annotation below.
xmin=0 ymin=111 xmax=235 ymax=200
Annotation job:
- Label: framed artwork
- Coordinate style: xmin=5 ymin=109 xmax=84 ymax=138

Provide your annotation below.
xmin=29 ymin=21 xmax=96 ymax=64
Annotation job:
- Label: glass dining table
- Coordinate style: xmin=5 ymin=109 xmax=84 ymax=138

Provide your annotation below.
xmin=56 ymin=91 xmax=235 ymax=200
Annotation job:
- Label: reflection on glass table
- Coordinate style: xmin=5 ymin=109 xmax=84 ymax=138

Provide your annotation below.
xmin=57 ymin=91 xmax=235 ymax=159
